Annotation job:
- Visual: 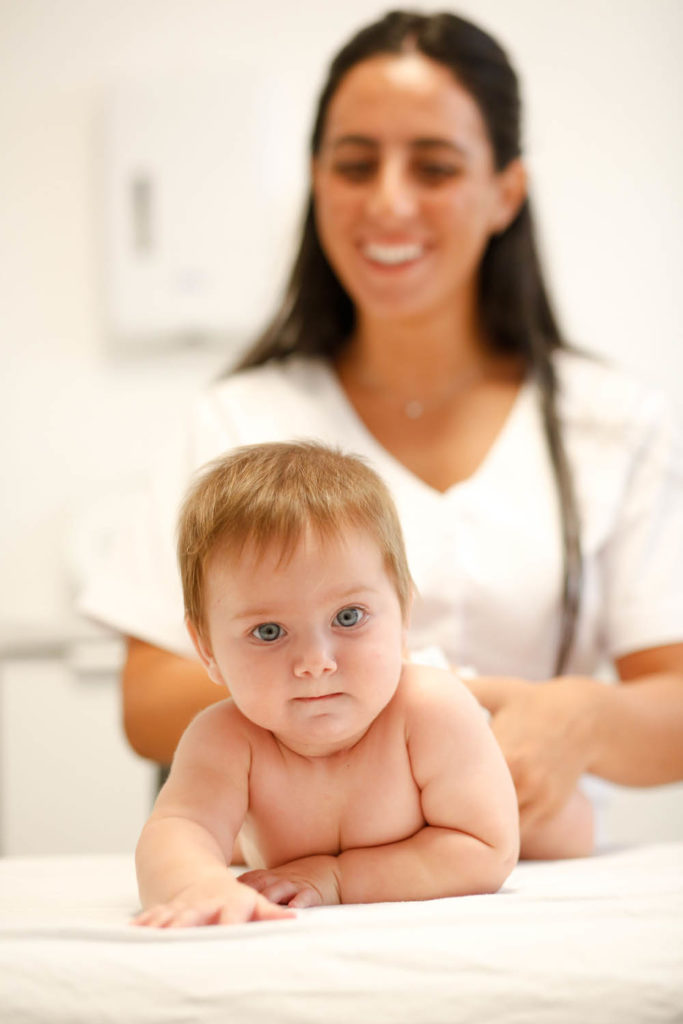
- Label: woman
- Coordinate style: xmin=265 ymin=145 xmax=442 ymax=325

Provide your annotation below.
xmin=81 ymin=11 xmax=683 ymax=856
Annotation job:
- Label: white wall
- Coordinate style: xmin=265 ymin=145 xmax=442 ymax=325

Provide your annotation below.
xmin=1 ymin=0 xmax=681 ymax=625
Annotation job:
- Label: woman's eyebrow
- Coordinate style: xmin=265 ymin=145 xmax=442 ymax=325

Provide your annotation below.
xmin=328 ymin=134 xmax=378 ymax=150
xmin=411 ymin=137 xmax=469 ymax=155
xmin=327 ymin=135 xmax=468 ymax=155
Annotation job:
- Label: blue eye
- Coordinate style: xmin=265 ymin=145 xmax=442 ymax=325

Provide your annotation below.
xmin=334 ymin=606 xmax=364 ymax=628
xmin=251 ymin=623 xmax=284 ymax=642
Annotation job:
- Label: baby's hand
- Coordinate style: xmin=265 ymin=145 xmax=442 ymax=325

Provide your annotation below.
xmin=240 ymin=855 xmax=341 ymax=909
xmin=132 ymin=876 xmax=295 ymax=928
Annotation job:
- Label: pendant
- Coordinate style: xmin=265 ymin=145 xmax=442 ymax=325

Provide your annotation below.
xmin=404 ymin=399 xmax=424 ymax=419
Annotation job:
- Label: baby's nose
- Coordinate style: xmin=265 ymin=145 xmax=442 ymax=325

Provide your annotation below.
xmin=292 ymin=637 xmax=337 ymax=679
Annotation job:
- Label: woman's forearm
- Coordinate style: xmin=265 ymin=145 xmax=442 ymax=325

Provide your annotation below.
xmin=586 ymin=671 xmax=683 ymax=785
xmin=466 ymin=651 xmax=683 ymax=806
xmin=122 ymin=638 xmax=226 ymax=764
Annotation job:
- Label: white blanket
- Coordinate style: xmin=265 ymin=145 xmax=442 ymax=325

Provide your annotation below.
xmin=1 ymin=843 xmax=681 ymax=1023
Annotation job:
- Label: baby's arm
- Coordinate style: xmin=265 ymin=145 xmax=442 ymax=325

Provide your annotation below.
xmin=243 ymin=668 xmax=519 ymax=907
xmin=134 ymin=703 xmax=293 ymax=926
xmin=340 ymin=670 xmax=519 ymax=901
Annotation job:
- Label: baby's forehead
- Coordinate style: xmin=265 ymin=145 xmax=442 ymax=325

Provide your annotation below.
xmin=201 ymin=517 xmax=408 ymax=623
xmin=212 ymin=519 xmax=381 ymax=571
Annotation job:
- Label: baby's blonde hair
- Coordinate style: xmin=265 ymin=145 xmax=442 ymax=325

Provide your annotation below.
xmin=178 ymin=441 xmax=413 ymax=635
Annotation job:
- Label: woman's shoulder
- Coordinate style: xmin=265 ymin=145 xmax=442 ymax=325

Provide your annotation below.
xmin=553 ymin=348 xmax=675 ymax=435
xmin=186 ymin=355 xmax=339 ymax=451
xmin=208 ymin=355 xmax=331 ymax=405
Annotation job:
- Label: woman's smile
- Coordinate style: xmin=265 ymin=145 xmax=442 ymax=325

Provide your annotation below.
xmin=361 ymin=241 xmax=426 ymax=267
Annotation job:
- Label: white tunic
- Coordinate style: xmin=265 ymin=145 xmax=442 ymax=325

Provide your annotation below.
xmin=80 ymin=350 xmax=683 ymax=677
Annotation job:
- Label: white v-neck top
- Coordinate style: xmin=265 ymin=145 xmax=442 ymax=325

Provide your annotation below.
xmin=80 ymin=351 xmax=683 ymax=679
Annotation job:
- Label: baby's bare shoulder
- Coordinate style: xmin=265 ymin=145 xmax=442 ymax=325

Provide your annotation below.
xmin=400 ymin=662 xmax=478 ymax=711
xmin=400 ymin=665 xmax=500 ymax=782
xmin=173 ymin=698 xmax=259 ymax=768
xmin=399 ymin=664 xmax=487 ymax=740
xmin=184 ymin=696 xmax=242 ymax=737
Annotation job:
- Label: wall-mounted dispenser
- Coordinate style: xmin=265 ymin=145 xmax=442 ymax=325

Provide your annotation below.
xmin=100 ymin=71 xmax=305 ymax=352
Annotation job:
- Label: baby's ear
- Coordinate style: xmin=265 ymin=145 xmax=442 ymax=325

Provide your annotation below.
xmin=185 ymin=615 xmax=226 ymax=686
xmin=401 ymin=589 xmax=414 ymax=657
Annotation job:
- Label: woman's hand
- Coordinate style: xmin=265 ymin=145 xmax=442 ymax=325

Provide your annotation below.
xmin=464 ymin=675 xmax=598 ymax=828
xmin=240 ymin=855 xmax=341 ymax=909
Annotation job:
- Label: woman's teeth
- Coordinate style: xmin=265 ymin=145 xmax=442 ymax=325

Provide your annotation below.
xmin=364 ymin=243 xmax=424 ymax=266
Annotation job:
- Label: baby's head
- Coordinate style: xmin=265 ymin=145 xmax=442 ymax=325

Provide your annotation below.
xmin=178 ymin=441 xmax=413 ymax=641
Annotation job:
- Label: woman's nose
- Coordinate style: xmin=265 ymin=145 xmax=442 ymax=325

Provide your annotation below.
xmin=367 ymin=159 xmax=416 ymax=220
xmin=292 ymin=635 xmax=337 ymax=679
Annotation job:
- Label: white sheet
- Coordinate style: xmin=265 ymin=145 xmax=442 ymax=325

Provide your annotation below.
xmin=1 ymin=843 xmax=681 ymax=1024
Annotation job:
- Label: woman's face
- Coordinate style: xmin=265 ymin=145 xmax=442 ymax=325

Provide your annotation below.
xmin=312 ymin=53 xmax=523 ymax=326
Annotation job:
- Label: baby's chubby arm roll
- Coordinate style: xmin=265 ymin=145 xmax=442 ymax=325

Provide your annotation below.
xmin=133 ymin=702 xmax=293 ymax=926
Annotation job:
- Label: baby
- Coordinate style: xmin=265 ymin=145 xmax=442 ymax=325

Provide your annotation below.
xmin=134 ymin=441 xmax=520 ymax=927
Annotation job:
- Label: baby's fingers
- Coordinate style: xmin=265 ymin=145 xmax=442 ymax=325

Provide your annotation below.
xmin=132 ymin=904 xmax=178 ymax=928
xmin=239 ymin=869 xmax=272 ymax=892
xmin=133 ymin=900 xmax=228 ymax=928
xmin=247 ymin=894 xmax=296 ymax=922
xmin=240 ymin=870 xmax=323 ymax=908
xmin=250 ymin=877 xmax=321 ymax=908
xmin=240 ymin=871 xmax=293 ymax=902
xmin=258 ymin=877 xmax=302 ymax=906
xmin=288 ymin=887 xmax=322 ymax=909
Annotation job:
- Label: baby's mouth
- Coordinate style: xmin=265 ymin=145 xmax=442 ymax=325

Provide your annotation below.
xmin=293 ymin=693 xmax=343 ymax=702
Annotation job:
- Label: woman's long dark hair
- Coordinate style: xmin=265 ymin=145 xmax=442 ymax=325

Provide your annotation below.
xmin=234 ymin=10 xmax=582 ymax=674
